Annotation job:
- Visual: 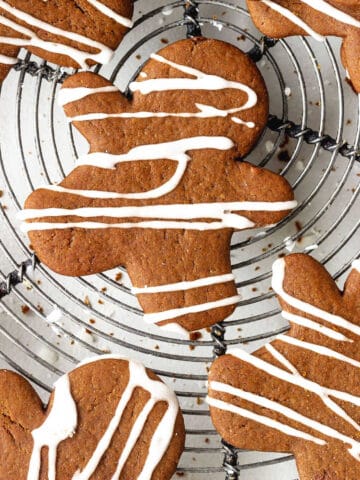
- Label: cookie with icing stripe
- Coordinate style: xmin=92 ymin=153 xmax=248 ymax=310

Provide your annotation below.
xmin=0 ymin=355 xmax=185 ymax=480
xmin=208 ymin=253 xmax=360 ymax=480
xmin=20 ymin=37 xmax=296 ymax=334
xmin=247 ymin=0 xmax=360 ymax=93
xmin=0 ymin=0 xmax=134 ymax=83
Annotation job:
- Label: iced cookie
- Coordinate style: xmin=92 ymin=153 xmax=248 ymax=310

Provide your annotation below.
xmin=0 ymin=0 xmax=133 ymax=83
xmin=0 ymin=355 xmax=185 ymax=479
xmin=20 ymin=37 xmax=296 ymax=334
xmin=247 ymin=0 xmax=360 ymax=92
xmin=208 ymin=254 xmax=360 ymax=479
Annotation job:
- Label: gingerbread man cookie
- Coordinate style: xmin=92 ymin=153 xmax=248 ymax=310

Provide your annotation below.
xmin=0 ymin=0 xmax=133 ymax=83
xmin=247 ymin=0 xmax=360 ymax=93
xmin=19 ymin=37 xmax=296 ymax=334
xmin=208 ymin=253 xmax=360 ymax=479
xmin=0 ymin=355 xmax=185 ymax=479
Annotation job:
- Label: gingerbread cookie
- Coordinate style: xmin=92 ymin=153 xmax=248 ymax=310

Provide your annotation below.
xmin=19 ymin=37 xmax=296 ymax=334
xmin=247 ymin=0 xmax=360 ymax=93
xmin=208 ymin=253 xmax=360 ymax=479
xmin=0 ymin=355 xmax=185 ymax=479
xmin=0 ymin=0 xmax=134 ymax=84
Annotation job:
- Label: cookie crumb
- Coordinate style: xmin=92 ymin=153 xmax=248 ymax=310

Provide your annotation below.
xmin=21 ymin=305 xmax=30 ymax=314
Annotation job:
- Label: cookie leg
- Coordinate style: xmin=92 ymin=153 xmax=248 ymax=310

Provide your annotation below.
xmin=126 ymin=230 xmax=238 ymax=332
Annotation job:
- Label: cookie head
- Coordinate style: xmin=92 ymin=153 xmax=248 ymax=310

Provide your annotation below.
xmin=247 ymin=0 xmax=360 ymax=93
xmin=20 ymin=37 xmax=296 ymax=333
xmin=0 ymin=356 xmax=185 ymax=480
xmin=0 ymin=0 xmax=134 ymax=83
xmin=208 ymin=254 xmax=360 ymax=479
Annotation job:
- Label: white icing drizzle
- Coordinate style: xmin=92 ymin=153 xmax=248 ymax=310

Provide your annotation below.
xmin=70 ymin=103 xmax=256 ymax=128
xmin=143 ymin=295 xmax=241 ymax=324
xmin=299 ymin=0 xmax=360 ymax=29
xmin=281 ymin=310 xmax=351 ymax=342
xmin=74 ymin=136 xmax=234 ymax=199
xmin=0 ymin=52 xmax=17 ymax=64
xmin=85 ymin=0 xmax=133 ymax=28
xmin=266 ymin=344 xmax=360 ymax=432
xmin=27 ymin=375 xmax=78 ymax=480
xmin=208 ymin=381 xmax=360 ymax=459
xmin=277 ymin=334 xmax=360 ymax=369
xmin=58 ymin=86 xmax=118 ymax=106
xmin=20 ymin=219 xmax=255 ymax=233
xmin=272 ymin=258 xmax=360 ymax=337
xmin=40 ymin=137 xmax=233 ymax=201
xmin=132 ymin=273 xmax=235 ymax=294
xmin=127 ymin=53 xmax=258 ymax=128
xmin=73 ymin=357 xmax=179 ymax=480
xmin=260 ymin=0 xmax=325 ymax=41
xmin=159 ymin=323 xmax=189 ymax=336
xmin=19 ymin=199 xmax=296 ymax=233
xmin=261 ymin=0 xmax=360 ymax=44
xmin=206 ymin=396 xmax=325 ymax=446
xmin=0 ymin=0 xmax=114 ymax=69
xmin=19 ymin=201 xmax=297 ymax=221
xmin=352 ymin=259 xmax=360 ymax=273
xmin=265 ymin=343 xmax=298 ymax=374
xmin=229 ymin=347 xmax=360 ymax=411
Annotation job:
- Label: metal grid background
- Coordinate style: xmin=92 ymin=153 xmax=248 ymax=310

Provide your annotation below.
xmin=0 ymin=0 xmax=359 ymax=478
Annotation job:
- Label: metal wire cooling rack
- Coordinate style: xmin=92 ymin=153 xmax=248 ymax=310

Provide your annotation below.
xmin=0 ymin=0 xmax=359 ymax=478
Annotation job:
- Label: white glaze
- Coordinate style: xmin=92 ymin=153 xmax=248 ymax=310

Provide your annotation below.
xmin=19 ymin=199 xmax=296 ymax=234
xmin=19 ymin=200 xmax=298 ymax=222
xmin=0 ymin=53 xmax=17 ymax=64
xmin=209 ymin=381 xmax=360 ymax=459
xmin=265 ymin=343 xmax=298 ymax=374
xmin=86 ymin=0 xmax=133 ymax=28
xmin=281 ymin=310 xmax=351 ymax=342
xmin=261 ymin=0 xmax=325 ymax=41
xmin=0 ymin=0 xmax=114 ymax=68
xmin=58 ymin=86 xmax=118 ymax=106
xmin=261 ymin=0 xmax=360 ymax=44
xmin=206 ymin=396 xmax=325 ymax=446
xmin=69 ymin=104 xmax=256 ymax=128
xmin=27 ymin=375 xmax=78 ymax=480
xmin=73 ymin=136 xmax=234 ymax=200
xmin=272 ymin=258 xmax=360 ymax=337
xmin=132 ymin=273 xmax=235 ymax=294
xmin=278 ymin=334 xmax=360 ymax=369
xmin=229 ymin=347 xmax=360 ymax=409
xmin=128 ymin=53 xmax=258 ymax=127
xmin=20 ymin=218 xmax=255 ymax=233
xmin=143 ymin=295 xmax=241 ymax=324
xmin=299 ymin=0 xmax=360 ymax=29
xmin=266 ymin=344 xmax=360 ymax=432
xmin=73 ymin=357 xmax=179 ymax=480
xmin=159 ymin=322 xmax=189 ymax=336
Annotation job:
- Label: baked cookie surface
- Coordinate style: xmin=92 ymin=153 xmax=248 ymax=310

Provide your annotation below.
xmin=20 ymin=37 xmax=296 ymax=334
xmin=0 ymin=355 xmax=185 ymax=479
xmin=0 ymin=0 xmax=134 ymax=83
xmin=208 ymin=253 xmax=360 ymax=479
xmin=247 ymin=0 xmax=360 ymax=93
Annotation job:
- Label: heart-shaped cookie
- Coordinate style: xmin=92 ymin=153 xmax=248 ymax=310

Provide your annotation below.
xmin=247 ymin=0 xmax=360 ymax=93
xmin=208 ymin=254 xmax=360 ymax=479
xmin=20 ymin=37 xmax=296 ymax=334
xmin=0 ymin=355 xmax=185 ymax=479
xmin=0 ymin=0 xmax=134 ymax=83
